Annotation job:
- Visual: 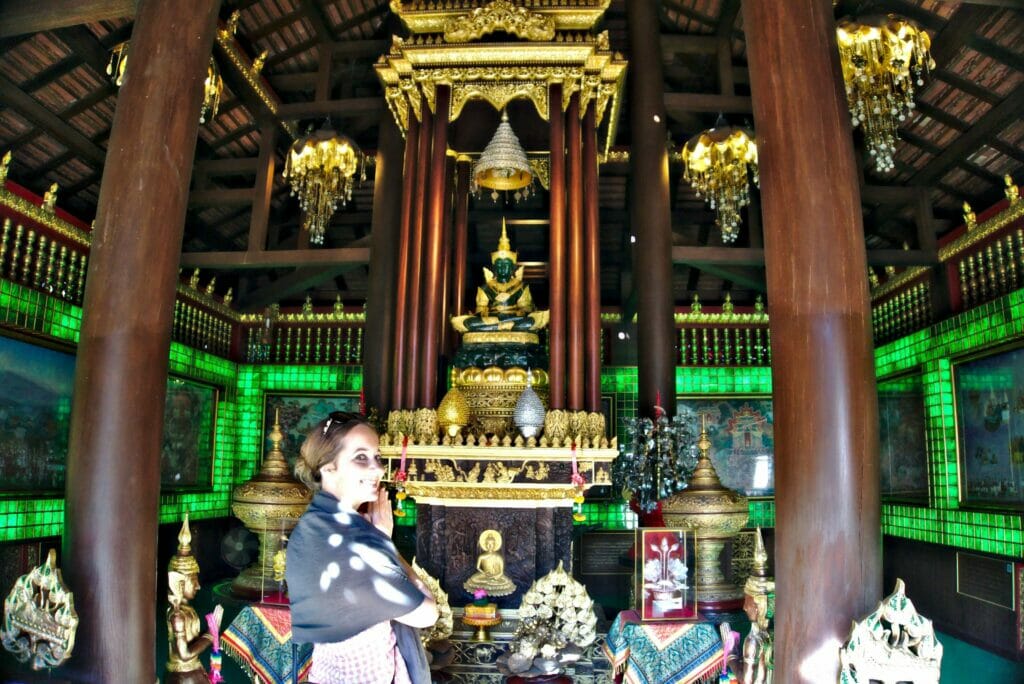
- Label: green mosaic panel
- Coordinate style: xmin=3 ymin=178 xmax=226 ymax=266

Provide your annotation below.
xmin=0 ymin=278 xmax=81 ymax=343
xmin=575 ymin=502 xmax=638 ymax=529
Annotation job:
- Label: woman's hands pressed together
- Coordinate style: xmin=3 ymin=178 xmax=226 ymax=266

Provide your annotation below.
xmin=364 ymin=486 xmax=394 ymax=538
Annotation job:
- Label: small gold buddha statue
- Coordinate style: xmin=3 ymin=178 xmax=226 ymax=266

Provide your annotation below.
xmin=166 ymin=514 xmax=220 ymax=684
xmin=463 ymin=529 xmax=516 ymax=598
xmin=739 ymin=528 xmax=773 ymax=684
xmin=451 ymin=220 xmax=549 ymax=334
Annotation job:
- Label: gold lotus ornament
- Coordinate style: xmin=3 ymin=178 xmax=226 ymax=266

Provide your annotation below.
xmin=836 ymin=15 xmax=933 ymax=173
xmin=283 ymin=123 xmax=366 ymax=244
xmin=1 ymin=549 xmax=78 ymax=670
xmin=680 ymin=122 xmax=759 ymax=243
xmin=438 ymin=387 xmax=471 ymax=437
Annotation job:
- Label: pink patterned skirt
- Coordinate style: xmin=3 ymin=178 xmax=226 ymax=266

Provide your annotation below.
xmin=308 ymin=621 xmax=412 ymax=684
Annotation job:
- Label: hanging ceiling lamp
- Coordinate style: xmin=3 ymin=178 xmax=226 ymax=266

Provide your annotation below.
xmin=107 ymin=42 xmax=223 ymax=124
xmin=472 ymin=110 xmax=534 ymax=203
xmin=680 ymin=120 xmax=759 ymax=243
xmin=836 ymin=15 xmax=934 ymax=173
xmin=283 ymin=122 xmax=366 ymax=245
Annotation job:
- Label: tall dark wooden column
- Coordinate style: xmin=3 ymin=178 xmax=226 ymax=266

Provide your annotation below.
xmin=391 ymin=115 xmax=420 ymax=409
xmin=743 ymin=0 xmax=882 ymax=679
xmin=405 ymin=105 xmax=433 ymax=408
xmin=548 ymin=84 xmax=567 ymax=408
xmin=627 ymin=0 xmax=677 ymax=418
xmin=365 ymin=114 xmax=405 ymax=412
xmin=566 ymin=94 xmax=585 ymax=410
xmin=419 ymin=86 xmax=451 ymax=407
xmin=582 ymin=101 xmax=602 ymax=412
xmin=439 ymin=154 xmax=457 ymax=365
xmin=61 ymin=0 xmax=220 ymax=680
xmin=451 ymin=157 xmax=471 ymax=326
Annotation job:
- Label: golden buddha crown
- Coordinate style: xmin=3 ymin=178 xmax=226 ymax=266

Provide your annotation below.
xmin=168 ymin=514 xmax=200 ymax=576
xmin=743 ymin=527 xmax=774 ymax=598
xmin=491 ymin=218 xmax=517 ymax=263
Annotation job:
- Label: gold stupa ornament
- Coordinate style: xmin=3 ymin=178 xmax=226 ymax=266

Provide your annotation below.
xmin=1 ymin=549 xmax=78 ymax=670
xmin=661 ymin=416 xmax=749 ymax=609
xmin=231 ymin=410 xmax=312 ymax=598
xmin=472 ymin=111 xmax=534 ymax=202
xmin=437 ymin=386 xmax=471 ymax=437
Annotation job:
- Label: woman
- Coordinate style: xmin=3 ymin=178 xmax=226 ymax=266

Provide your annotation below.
xmin=287 ymin=411 xmax=438 ymax=683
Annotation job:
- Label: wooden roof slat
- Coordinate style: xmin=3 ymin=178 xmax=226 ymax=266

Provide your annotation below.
xmin=0 ymin=73 xmax=106 ymax=164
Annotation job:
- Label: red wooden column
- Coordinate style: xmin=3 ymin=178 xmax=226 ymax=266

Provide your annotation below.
xmin=582 ymin=101 xmax=602 ymax=412
xmin=743 ymin=0 xmax=882 ymax=679
xmin=391 ymin=114 xmax=420 ymax=409
xmin=365 ymin=114 xmax=404 ymax=412
xmin=451 ymin=157 xmax=471 ymax=327
xmin=439 ymin=153 xmax=457 ymax=364
xmin=419 ymin=86 xmax=451 ymax=407
xmin=61 ymin=0 xmax=220 ymax=680
xmin=548 ymin=84 xmax=567 ymax=408
xmin=404 ymin=105 xmax=433 ymax=408
xmin=566 ymin=93 xmax=585 ymax=410
xmin=626 ymin=0 xmax=677 ymax=418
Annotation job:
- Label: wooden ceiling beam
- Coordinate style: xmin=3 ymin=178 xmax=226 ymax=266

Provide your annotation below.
xmin=180 ymin=245 xmax=370 ymax=269
xmin=910 ymin=87 xmax=1024 ymax=185
xmin=238 ymin=264 xmax=355 ymax=310
xmin=664 ymin=92 xmax=751 ymax=116
xmin=193 ymin=156 xmax=261 ymax=176
xmin=334 ymin=2 xmax=389 ymax=37
xmin=0 ymin=0 xmax=135 ymax=38
xmin=275 ymin=96 xmax=383 ymax=120
xmin=0 ymin=74 xmax=107 ymax=164
xmin=298 ymin=0 xmax=335 ymax=42
xmin=672 ymin=246 xmax=939 ymax=267
xmin=188 ymin=188 xmax=256 ymax=207
xmin=248 ymin=8 xmax=304 ymax=41
xmin=7 ymin=87 xmax=112 ymax=150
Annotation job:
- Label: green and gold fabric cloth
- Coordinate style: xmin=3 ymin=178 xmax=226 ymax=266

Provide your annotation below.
xmin=603 ymin=610 xmax=724 ymax=684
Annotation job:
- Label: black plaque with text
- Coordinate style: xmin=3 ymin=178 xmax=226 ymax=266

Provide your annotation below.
xmin=957 ymin=551 xmax=1015 ymax=609
xmin=580 ymin=531 xmax=635 ymax=576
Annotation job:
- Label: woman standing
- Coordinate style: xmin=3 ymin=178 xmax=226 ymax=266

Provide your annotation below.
xmin=287 ymin=412 xmax=437 ymax=683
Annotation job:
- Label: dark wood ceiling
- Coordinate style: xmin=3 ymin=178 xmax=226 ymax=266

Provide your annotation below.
xmin=0 ymin=0 xmax=1021 ymax=311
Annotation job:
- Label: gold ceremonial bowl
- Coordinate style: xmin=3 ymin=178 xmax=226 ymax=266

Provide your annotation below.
xmin=451 ymin=366 xmax=549 ymax=437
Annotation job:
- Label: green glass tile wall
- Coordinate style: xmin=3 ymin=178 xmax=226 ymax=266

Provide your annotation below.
xmin=876 ymin=288 xmax=1024 ymax=558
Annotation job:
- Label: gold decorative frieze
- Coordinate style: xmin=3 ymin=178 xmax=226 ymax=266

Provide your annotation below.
xmin=376 ymin=17 xmax=627 ymax=154
xmin=391 ymin=0 xmax=611 ymax=35
xmin=0 ymin=168 xmax=90 ymax=248
xmin=444 ymin=0 xmax=555 ymax=43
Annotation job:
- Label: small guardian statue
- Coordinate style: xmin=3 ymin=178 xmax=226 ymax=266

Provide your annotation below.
xmin=166 ymin=514 xmax=221 ymax=684
xmin=722 ymin=527 xmax=773 ymax=684
xmin=464 ymin=529 xmax=516 ymax=598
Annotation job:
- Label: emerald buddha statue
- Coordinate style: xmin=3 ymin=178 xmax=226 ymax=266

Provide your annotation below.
xmin=452 ymin=219 xmax=549 ymax=335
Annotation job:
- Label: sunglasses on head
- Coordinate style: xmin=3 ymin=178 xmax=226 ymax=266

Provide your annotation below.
xmin=321 ymin=411 xmax=364 ymax=436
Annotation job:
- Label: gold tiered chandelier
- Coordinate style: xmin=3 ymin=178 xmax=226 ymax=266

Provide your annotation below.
xmin=836 ymin=15 xmax=934 ymax=173
xmin=680 ymin=121 xmax=759 ymax=243
xmin=107 ymin=42 xmax=223 ymax=124
xmin=472 ymin=110 xmax=534 ymax=202
xmin=283 ymin=122 xmax=366 ymax=245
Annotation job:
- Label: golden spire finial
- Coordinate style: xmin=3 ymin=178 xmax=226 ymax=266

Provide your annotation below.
xmin=0 ymin=150 xmax=11 ymax=185
xmin=169 ymin=514 xmax=200 ymax=575
xmin=963 ymin=201 xmax=977 ymax=232
xmin=490 ymin=217 xmax=517 ymax=262
xmin=1006 ymin=174 xmax=1019 ymax=203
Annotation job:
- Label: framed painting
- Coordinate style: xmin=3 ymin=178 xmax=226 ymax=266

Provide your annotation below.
xmin=878 ymin=372 xmax=929 ymax=502
xmin=676 ymin=396 xmax=774 ymax=498
xmin=636 ymin=528 xmax=698 ymax=621
xmin=263 ymin=392 xmax=361 ymax=465
xmin=0 ymin=333 xmax=75 ymax=493
xmin=161 ymin=376 xmax=218 ymax=489
xmin=953 ymin=344 xmax=1024 ymax=508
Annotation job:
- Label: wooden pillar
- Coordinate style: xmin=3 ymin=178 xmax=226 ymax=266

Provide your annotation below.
xmin=61 ymin=0 xmax=220 ymax=680
xmin=566 ymin=93 xmax=584 ymax=410
xmin=365 ymin=114 xmax=404 ymax=413
xmin=248 ymin=119 xmax=277 ymax=252
xmin=439 ymin=154 xmax=457 ymax=365
xmin=405 ymin=105 xmax=433 ymax=408
xmin=419 ymin=86 xmax=451 ymax=408
xmin=582 ymin=101 xmax=602 ymax=412
xmin=391 ymin=115 xmax=420 ymax=409
xmin=548 ymin=84 xmax=567 ymax=409
xmin=743 ymin=0 xmax=882 ymax=680
xmin=626 ymin=0 xmax=677 ymax=418
xmin=451 ymin=158 xmax=471 ymax=327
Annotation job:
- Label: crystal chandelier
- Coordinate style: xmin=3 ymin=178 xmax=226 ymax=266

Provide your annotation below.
xmin=836 ymin=15 xmax=934 ymax=173
xmin=680 ymin=123 xmax=759 ymax=243
xmin=472 ymin=110 xmax=534 ymax=202
xmin=283 ymin=123 xmax=365 ymax=245
xmin=107 ymin=42 xmax=223 ymax=124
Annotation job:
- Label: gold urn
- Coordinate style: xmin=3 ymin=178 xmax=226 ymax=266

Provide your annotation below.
xmin=230 ymin=411 xmax=312 ymax=599
xmin=661 ymin=419 xmax=749 ymax=610
xmin=451 ymin=366 xmax=549 ymax=437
